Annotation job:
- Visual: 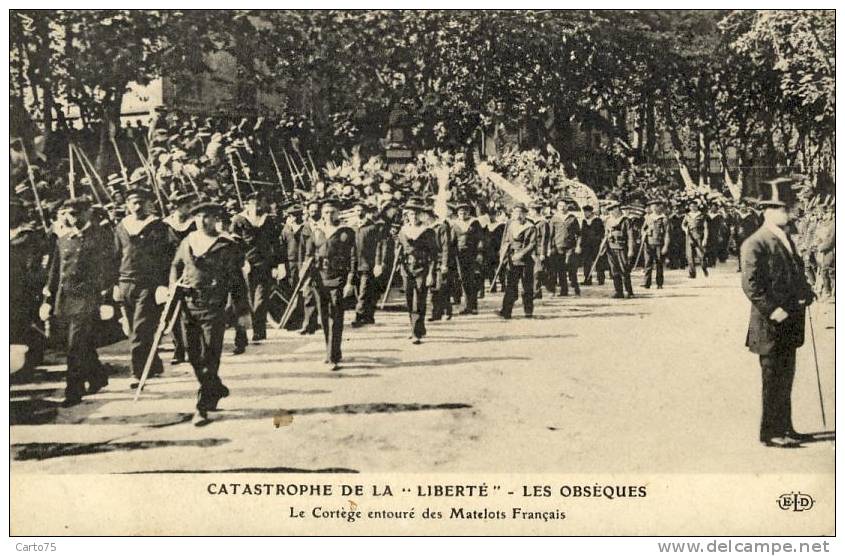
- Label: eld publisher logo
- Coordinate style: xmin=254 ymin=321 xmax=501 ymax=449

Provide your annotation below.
xmin=777 ymin=492 xmax=815 ymax=512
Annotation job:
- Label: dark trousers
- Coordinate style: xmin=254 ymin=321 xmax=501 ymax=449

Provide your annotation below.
xmin=686 ymin=239 xmax=708 ymax=277
xmin=183 ymin=301 xmax=227 ymax=411
xmin=119 ymin=282 xmax=163 ymax=379
xmin=456 ymin=253 xmax=478 ymax=311
xmin=301 ymin=281 xmax=319 ymax=332
xmin=171 ymin=312 xmax=187 ymax=360
xmin=532 ymin=258 xmax=545 ymax=298
xmin=247 ymin=270 xmax=270 ymax=338
xmin=606 ymin=248 xmax=633 ymax=296
xmin=501 ymin=262 xmax=534 ymax=317
xmin=403 ymin=272 xmax=428 ymax=339
xmin=581 ymin=246 xmax=604 ymax=285
xmin=550 ymin=250 xmax=580 ymax=295
xmin=759 ymin=348 xmax=797 ymax=441
xmin=355 ymin=271 xmax=376 ymax=322
xmin=318 ymin=285 xmax=345 ymax=363
xmin=430 ymin=272 xmax=453 ymax=320
xmin=62 ymin=312 xmax=106 ymax=399
xmin=643 ymin=244 xmax=665 ymax=287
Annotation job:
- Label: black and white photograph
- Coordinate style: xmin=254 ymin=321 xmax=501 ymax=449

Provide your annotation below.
xmin=6 ymin=6 xmax=836 ymax=538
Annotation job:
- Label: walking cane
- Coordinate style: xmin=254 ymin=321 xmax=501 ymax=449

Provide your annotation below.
xmin=807 ymin=307 xmax=826 ymax=427
xmin=379 ymin=246 xmax=404 ymax=310
xmin=134 ymin=281 xmax=186 ymax=401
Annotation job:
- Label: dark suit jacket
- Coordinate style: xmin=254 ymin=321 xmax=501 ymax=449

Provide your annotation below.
xmin=740 ymin=226 xmax=813 ymax=355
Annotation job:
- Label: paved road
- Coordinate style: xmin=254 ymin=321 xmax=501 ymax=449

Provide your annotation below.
xmin=11 ymin=260 xmax=835 ymax=474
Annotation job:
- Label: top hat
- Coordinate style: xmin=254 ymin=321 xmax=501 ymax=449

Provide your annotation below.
xmin=756 ymin=177 xmax=798 ymax=208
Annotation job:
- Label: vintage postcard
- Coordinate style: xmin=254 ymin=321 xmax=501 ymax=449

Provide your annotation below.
xmin=7 ymin=6 xmax=835 ymax=538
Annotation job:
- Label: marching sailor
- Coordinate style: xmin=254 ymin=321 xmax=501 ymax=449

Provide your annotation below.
xmin=641 ymin=199 xmax=671 ymax=289
xmin=603 ymin=200 xmax=636 ymax=299
xmin=398 ymin=199 xmax=438 ymax=343
xmin=498 ymin=203 xmax=537 ymax=319
xmin=170 ymin=202 xmax=248 ymax=424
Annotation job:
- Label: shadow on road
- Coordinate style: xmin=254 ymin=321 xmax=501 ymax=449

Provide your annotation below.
xmin=11 ymin=438 xmax=230 ymax=461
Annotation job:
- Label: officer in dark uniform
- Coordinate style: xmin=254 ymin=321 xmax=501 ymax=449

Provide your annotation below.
xmin=297 ymin=199 xmax=322 ymax=334
xmin=304 ymin=198 xmax=356 ymax=369
xmin=603 ymin=200 xmax=636 ymax=299
xmin=529 ymin=201 xmax=549 ymax=299
xmin=580 ymin=204 xmax=605 ymax=285
xmin=230 ymin=190 xmax=278 ymax=343
xmin=641 ymin=199 xmax=671 ymax=289
xmin=276 ymin=201 xmax=306 ymax=330
xmin=498 ymin=203 xmax=537 ymax=319
xmin=682 ymin=199 xmax=709 ymax=278
xmin=429 ymin=205 xmax=455 ymax=322
xmin=163 ymin=192 xmax=198 ymax=364
xmin=11 ymin=198 xmax=48 ymax=371
xmin=398 ymin=199 xmax=438 ymax=343
xmin=740 ymin=178 xmax=814 ymax=447
xmin=450 ymin=201 xmax=484 ymax=315
xmin=113 ymin=188 xmax=179 ymax=387
xmin=170 ymin=202 xmax=248 ymax=424
xmin=43 ymin=198 xmax=117 ymax=406
xmin=548 ymin=197 xmax=582 ymax=296
xmin=352 ymin=201 xmax=385 ymax=327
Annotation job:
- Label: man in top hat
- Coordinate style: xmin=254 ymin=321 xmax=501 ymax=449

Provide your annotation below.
xmin=112 ymin=188 xmax=179 ymax=386
xmin=740 ymin=178 xmax=815 ymax=447
xmin=170 ymin=201 xmax=248 ymax=424
xmin=230 ymin=190 xmax=278 ymax=344
xmin=397 ymin=199 xmax=438 ymax=343
xmin=580 ymin=204 xmax=605 ymax=286
xmin=528 ymin=200 xmax=550 ymax=299
xmin=498 ymin=203 xmax=537 ymax=319
xmin=351 ymin=201 xmax=386 ymax=327
xmin=641 ymin=199 xmax=671 ymax=289
xmin=682 ymin=199 xmax=709 ymax=278
xmin=603 ymin=199 xmax=636 ymax=299
xmin=43 ymin=197 xmax=117 ymax=406
xmin=163 ymin=192 xmax=198 ymax=364
xmin=548 ymin=197 xmax=582 ymax=297
xmin=449 ymin=200 xmax=485 ymax=315
xmin=302 ymin=198 xmax=357 ymax=369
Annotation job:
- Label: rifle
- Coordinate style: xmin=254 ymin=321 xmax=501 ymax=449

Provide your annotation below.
xmin=226 ymin=153 xmax=245 ymax=208
xmin=586 ymin=236 xmax=609 ymax=283
xmin=130 ymin=141 xmax=167 ymax=215
xmin=74 ymin=145 xmax=111 ymax=203
xmin=68 ymin=142 xmax=76 ymax=199
xmin=70 ymin=144 xmax=104 ymax=205
xmin=14 ymin=138 xmax=49 ymax=233
xmin=268 ymin=147 xmax=289 ymax=199
xmin=278 ymin=257 xmax=314 ymax=329
xmin=110 ymin=135 xmax=130 ymax=189
xmin=133 ymin=281 xmax=187 ymax=401
xmin=379 ymin=245 xmax=404 ymax=310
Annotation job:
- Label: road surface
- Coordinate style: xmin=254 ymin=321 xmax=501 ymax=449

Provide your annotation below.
xmin=10 ymin=260 xmax=835 ymax=474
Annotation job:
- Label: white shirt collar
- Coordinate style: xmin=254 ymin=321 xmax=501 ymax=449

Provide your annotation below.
xmin=764 ymin=221 xmax=794 ymax=255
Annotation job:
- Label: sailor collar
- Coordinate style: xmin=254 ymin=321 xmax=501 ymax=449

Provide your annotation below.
xmin=451 ymin=217 xmax=475 ymax=233
xmin=120 ymin=214 xmax=160 ymax=236
xmin=401 ymin=223 xmax=428 ymax=241
xmin=164 ymin=212 xmax=194 ymax=233
xmin=318 ymin=221 xmax=344 ymax=240
xmin=238 ymin=210 xmax=268 ymax=228
xmin=188 ymin=230 xmax=227 ymax=257
xmin=509 ymin=220 xmax=531 ymax=238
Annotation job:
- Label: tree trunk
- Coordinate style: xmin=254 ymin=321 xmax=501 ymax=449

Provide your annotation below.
xmin=644 ymin=97 xmax=656 ymax=163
